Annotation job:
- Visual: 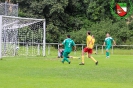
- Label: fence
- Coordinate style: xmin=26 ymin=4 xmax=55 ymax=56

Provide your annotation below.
xmin=2 ymin=42 xmax=133 ymax=57
xmin=45 ymin=43 xmax=133 ymax=55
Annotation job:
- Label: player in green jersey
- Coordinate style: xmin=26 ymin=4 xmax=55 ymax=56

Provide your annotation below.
xmin=60 ymin=34 xmax=76 ymax=64
xmin=103 ymin=33 xmax=116 ymax=58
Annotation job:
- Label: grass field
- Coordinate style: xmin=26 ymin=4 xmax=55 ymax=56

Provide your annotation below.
xmin=0 ymin=50 xmax=133 ymax=88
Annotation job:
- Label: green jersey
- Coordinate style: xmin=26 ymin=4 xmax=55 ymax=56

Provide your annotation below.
xmin=62 ymin=38 xmax=75 ymax=52
xmin=104 ymin=37 xmax=113 ymax=46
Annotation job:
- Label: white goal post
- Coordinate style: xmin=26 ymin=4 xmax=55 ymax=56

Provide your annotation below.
xmin=0 ymin=15 xmax=46 ymax=58
xmin=0 ymin=16 xmax=2 ymax=59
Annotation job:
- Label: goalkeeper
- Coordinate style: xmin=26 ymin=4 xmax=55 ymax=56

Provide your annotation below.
xmin=58 ymin=46 xmax=80 ymax=59
xmin=58 ymin=46 xmax=64 ymax=58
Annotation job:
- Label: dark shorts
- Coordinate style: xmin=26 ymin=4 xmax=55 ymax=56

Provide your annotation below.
xmin=83 ymin=47 xmax=93 ymax=54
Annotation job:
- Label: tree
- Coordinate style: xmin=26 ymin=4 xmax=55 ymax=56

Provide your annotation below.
xmin=3 ymin=0 xmax=133 ymax=44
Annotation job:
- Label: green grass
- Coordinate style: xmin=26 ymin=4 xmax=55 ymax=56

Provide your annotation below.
xmin=0 ymin=51 xmax=133 ymax=88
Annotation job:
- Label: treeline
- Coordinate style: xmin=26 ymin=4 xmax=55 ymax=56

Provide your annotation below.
xmin=2 ymin=0 xmax=133 ymax=45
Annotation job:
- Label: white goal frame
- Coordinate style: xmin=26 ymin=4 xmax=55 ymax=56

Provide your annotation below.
xmin=0 ymin=15 xmax=46 ymax=59
xmin=0 ymin=16 xmax=2 ymax=59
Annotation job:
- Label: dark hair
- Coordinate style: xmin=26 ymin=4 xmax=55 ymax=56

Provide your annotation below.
xmin=67 ymin=34 xmax=70 ymax=38
xmin=88 ymin=31 xmax=91 ymax=35
xmin=59 ymin=46 xmax=63 ymax=48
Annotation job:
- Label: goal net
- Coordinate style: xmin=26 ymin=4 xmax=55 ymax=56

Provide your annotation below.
xmin=0 ymin=16 xmax=46 ymax=58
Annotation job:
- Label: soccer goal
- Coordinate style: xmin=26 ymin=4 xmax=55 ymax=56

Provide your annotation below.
xmin=0 ymin=15 xmax=46 ymax=58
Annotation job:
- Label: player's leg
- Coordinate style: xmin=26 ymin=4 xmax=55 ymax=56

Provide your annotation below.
xmin=79 ymin=47 xmax=87 ymax=65
xmin=62 ymin=51 xmax=66 ymax=63
xmin=69 ymin=56 xmax=80 ymax=59
xmin=88 ymin=49 xmax=98 ymax=65
xmin=81 ymin=51 xmax=85 ymax=63
xmin=65 ymin=52 xmax=71 ymax=64
xmin=61 ymin=50 xmax=64 ymax=58
xmin=106 ymin=46 xmax=111 ymax=58
xmin=105 ymin=46 xmax=108 ymax=57
xmin=58 ymin=50 xmax=60 ymax=58
xmin=106 ymin=50 xmax=109 ymax=57
xmin=62 ymin=52 xmax=70 ymax=64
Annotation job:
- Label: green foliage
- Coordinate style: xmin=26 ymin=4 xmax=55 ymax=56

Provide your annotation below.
xmin=86 ymin=0 xmax=111 ymax=21
xmin=70 ymin=29 xmax=86 ymax=44
xmin=8 ymin=0 xmax=133 ymax=44
xmin=46 ymin=23 xmax=61 ymax=43
xmin=70 ymin=19 xmax=133 ymax=45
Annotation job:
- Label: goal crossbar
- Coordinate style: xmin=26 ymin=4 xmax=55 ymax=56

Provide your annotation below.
xmin=1 ymin=15 xmax=45 ymax=21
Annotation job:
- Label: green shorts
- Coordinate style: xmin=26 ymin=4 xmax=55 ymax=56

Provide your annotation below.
xmin=63 ymin=51 xmax=70 ymax=58
xmin=106 ymin=45 xmax=111 ymax=50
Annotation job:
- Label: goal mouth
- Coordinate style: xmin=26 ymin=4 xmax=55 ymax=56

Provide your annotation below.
xmin=0 ymin=16 xmax=46 ymax=58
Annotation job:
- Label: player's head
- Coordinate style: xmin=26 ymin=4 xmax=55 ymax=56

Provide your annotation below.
xmin=67 ymin=34 xmax=70 ymax=38
xmin=106 ymin=33 xmax=110 ymax=37
xmin=87 ymin=31 xmax=91 ymax=35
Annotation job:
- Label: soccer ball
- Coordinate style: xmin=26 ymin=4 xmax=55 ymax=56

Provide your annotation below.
xmin=16 ymin=47 xmax=19 ymax=50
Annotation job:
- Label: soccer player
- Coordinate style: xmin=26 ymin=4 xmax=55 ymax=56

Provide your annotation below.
xmin=60 ymin=34 xmax=76 ymax=64
xmin=57 ymin=46 xmax=80 ymax=59
xmin=79 ymin=31 xmax=98 ymax=65
xmin=103 ymin=33 xmax=116 ymax=58
xmin=58 ymin=46 xmax=64 ymax=58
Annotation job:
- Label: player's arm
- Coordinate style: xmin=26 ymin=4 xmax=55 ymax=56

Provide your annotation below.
xmin=111 ymin=37 xmax=116 ymax=46
xmin=73 ymin=45 xmax=76 ymax=51
xmin=113 ymin=40 xmax=116 ymax=45
xmin=92 ymin=38 xmax=95 ymax=45
xmin=59 ymin=40 xmax=65 ymax=46
xmin=86 ymin=36 xmax=90 ymax=47
xmin=103 ymin=42 xmax=105 ymax=46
